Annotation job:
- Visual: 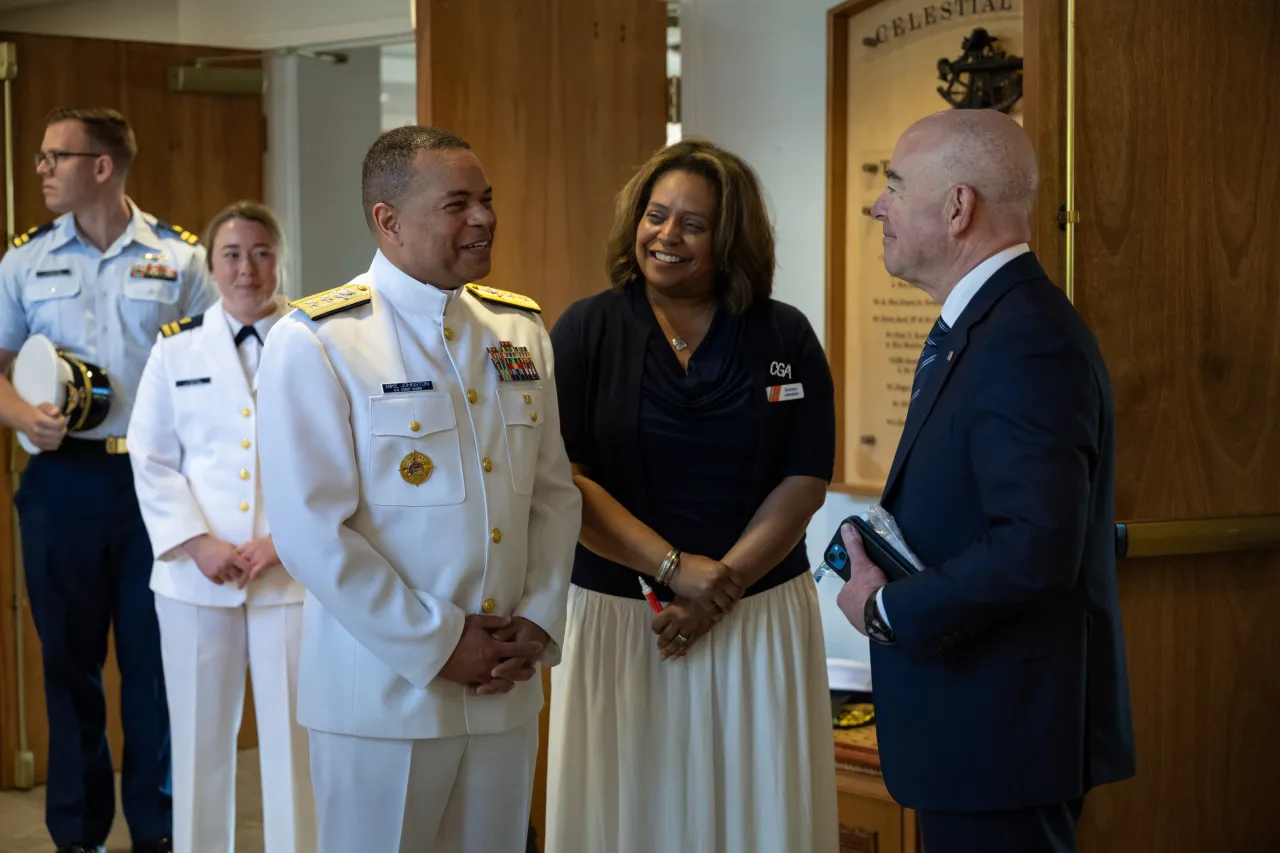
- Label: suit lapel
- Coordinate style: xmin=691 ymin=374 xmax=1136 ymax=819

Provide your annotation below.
xmin=881 ymin=253 xmax=1048 ymax=501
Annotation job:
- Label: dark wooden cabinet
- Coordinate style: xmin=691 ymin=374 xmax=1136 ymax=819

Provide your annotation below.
xmin=835 ymin=725 xmax=920 ymax=853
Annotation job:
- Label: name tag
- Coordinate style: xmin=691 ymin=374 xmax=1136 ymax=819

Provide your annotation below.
xmin=382 ymin=381 xmax=434 ymax=394
xmin=130 ymin=263 xmax=178 ymax=281
xmin=765 ymin=383 xmax=804 ymax=402
xmin=35 ymin=269 xmax=72 ymax=278
xmin=175 ymin=377 xmax=211 ymax=387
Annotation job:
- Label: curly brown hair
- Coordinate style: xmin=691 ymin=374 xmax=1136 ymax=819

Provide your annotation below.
xmin=605 ymin=138 xmax=775 ymax=314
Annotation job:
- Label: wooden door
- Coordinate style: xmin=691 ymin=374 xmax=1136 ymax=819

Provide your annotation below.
xmin=416 ymin=0 xmax=667 ymax=842
xmin=0 ymin=32 xmax=265 ymax=789
xmin=1024 ymin=2 xmax=1280 ymax=850
xmin=417 ymin=0 xmax=667 ymax=327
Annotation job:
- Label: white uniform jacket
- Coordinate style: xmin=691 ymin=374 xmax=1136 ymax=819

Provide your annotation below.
xmin=256 ymin=251 xmax=582 ymax=740
xmin=128 ymin=299 xmax=305 ymax=608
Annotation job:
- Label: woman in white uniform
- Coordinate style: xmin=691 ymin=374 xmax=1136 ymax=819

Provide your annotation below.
xmin=127 ymin=201 xmax=316 ymax=853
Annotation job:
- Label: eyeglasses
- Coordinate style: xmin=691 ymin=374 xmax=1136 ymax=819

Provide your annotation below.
xmin=35 ymin=150 xmax=103 ymax=171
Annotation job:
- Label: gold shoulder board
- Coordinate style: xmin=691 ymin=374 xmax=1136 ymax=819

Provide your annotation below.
xmin=161 ymin=314 xmax=204 ymax=338
xmin=11 ymin=221 xmax=54 ymax=249
xmin=465 ymin=283 xmax=541 ymax=314
xmin=289 ymin=283 xmax=372 ymax=320
xmin=153 ymin=219 xmax=199 ymax=246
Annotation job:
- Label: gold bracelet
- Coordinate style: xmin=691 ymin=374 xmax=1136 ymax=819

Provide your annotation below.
xmin=657 ymin=548 xmax=680 ymax=585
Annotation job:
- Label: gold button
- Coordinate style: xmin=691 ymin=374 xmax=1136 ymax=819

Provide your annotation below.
xmin=491 ymin=527 xmax=502 ymax=543
xmin=482 ymin=456 xmax=493 ymax=473
xmin=522 ymin=393 xmax=532 ymax=404
xmin=409 ymin=420 xmax=421 ymax=432
xmin=467 ymin=389 xmax=478 ymax=404
xmin=356 ymin=284 xmax=369 ymax=291
xmin=241 ymin=439 xmax=251 ymax=449
xmin=239 ymin=469 xmax=250 ymax=480
xmin=444 ymin=326 xmax=454 ymax=341
xmin=481 ymin=598 xmax=496 ymax=614
xmin=241 ymin=407 xmax=251 ymax=417
xmin=239 ymin=502 xmax=249 ymax=512
xmin=530 ymin=411 xmax=538 ymax=422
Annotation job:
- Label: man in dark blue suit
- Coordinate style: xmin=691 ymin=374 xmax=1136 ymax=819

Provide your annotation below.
xmin=836 ymin=109 xmax=1136 ymax=852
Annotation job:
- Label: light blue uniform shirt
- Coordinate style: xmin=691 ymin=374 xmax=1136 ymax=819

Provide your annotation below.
xmin=0 ymin=199 xmax=216 ymax=439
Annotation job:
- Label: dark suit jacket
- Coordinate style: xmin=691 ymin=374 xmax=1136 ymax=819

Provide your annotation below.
xmin=872 ymin=251 xmax=1136 ymax=812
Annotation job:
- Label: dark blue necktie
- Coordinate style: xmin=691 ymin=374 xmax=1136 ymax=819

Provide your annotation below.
xmin=911 ymin=315 xmax=951 ymax=402
xmin=234 ymin=325 xmax=260 ymax=347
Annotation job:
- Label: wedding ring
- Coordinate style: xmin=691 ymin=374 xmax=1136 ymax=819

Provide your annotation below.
xmin=675 ymin=633 xmax=689 ymax=645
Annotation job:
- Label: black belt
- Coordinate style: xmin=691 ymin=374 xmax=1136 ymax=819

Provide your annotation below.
xmin=55 ymin=436 xmax=129 ymax=456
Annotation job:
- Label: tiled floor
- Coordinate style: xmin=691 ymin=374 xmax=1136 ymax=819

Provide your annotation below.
xmin=0 ymin=749 xmax=265 ymax=853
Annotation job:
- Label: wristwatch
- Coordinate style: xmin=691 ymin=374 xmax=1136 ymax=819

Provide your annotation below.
xmin=864 ymin=592 xmax=895 ymax=645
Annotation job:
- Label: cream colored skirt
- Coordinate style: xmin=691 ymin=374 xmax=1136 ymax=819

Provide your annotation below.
xmin=545 ymin=573 xmax=839 ymax=853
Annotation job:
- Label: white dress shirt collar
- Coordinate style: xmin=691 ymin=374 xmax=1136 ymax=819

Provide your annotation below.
xmin=939 ymin=243 xmax=1030 ymax=328
xmin=372 ymin=250 xmax=459 ymax=320
xmin=223 ymin=295 xmax=288 ymax=341
xmin=224 ymin=295 xmax=287 ymax=383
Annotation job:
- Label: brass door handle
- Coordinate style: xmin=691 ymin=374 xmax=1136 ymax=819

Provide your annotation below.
xmin=1116 ymin=515 xmax=1280 ymax=559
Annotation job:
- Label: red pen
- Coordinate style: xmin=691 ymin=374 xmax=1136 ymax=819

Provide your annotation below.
xmin=638 ymin=576 xmax=664 ymax=614
xmin=638 ymin=577 xmax=685 ymax=657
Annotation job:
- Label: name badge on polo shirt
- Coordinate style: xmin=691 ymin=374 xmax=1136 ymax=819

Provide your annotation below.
xmin=765 ymin=383 xmax=804 ymax=402
xmin=382 ymin=381 xmax=434 ymax=394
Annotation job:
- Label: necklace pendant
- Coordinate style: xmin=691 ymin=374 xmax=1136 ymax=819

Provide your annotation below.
xmin=671 ymin=336 xmax=688 ymax=352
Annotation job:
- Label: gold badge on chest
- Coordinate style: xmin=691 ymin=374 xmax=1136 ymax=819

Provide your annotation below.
xmin=399 ymin=451 xmax=434 ymax=486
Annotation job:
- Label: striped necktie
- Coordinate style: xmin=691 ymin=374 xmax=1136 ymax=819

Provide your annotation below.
xmin=911 ymin=315 xmax=951 ymax=402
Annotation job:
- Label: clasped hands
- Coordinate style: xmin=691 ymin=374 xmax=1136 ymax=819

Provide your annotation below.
xmin=440 ymin=614 xmax=549 ymax=697
xmin=184 ymin=533 xmax=281 ymax=589
xmin=652 ymin=554 xmax=744 ymax=660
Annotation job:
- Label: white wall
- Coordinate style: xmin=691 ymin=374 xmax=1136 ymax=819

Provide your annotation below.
xmin=178 ymin=0 xmax=412 ymax=50
xmin=267 ymin=47 xmax=381 ymax=298
xmin=681 ymin=0 xmax=875 ymax=665
xmin=0 ymin=0 xmax=412 ymax=48
xmin=296 ymin=46 xmax=381 ymax=293
xmin=680 ymin=0 xmax=834 ymax=332
xmin=0 ymin=0 xmax=178 ymax=42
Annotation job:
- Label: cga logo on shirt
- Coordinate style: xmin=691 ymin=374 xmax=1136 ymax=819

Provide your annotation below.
xmin=770 ymin=361 xmax=792 ymax=379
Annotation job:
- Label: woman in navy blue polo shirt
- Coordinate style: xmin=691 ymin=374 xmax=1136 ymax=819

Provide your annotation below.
xmin=544 ymin=139 xmax=839 ymax=853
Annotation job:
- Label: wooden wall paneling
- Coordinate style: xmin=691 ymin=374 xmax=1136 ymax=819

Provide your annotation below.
xmin=1025 ymin=0 xmax=1280 ymax=849
xmin=0 ymin=437 xmax=20 ymax=790
xmin=416 ymin=0 xmax=667 ymax=841
xmin=1072 ymin=0 xmax=1280 ymax=522
xmin=1081 ymin=551 xmax=1280 ymax=853
xmin=1021 ymin=0 xmax=1066 ymax=283
xmin=824 ymin=1 xmax=863 ymax=486
xmin=0 ymin=31 xmax=264 ymax=788
xmin=418 ymin=0 xmax=667 ymax=326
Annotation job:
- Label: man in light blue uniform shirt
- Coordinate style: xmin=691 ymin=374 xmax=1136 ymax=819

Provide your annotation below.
xmin=0 ymin=107 xmax=213 ymax=853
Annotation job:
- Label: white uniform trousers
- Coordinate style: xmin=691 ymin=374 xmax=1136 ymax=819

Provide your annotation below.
xmin=308 ymin=717 xmax=539 ymax=853
xmin=155 ymin=595 xmax=317 ymax=853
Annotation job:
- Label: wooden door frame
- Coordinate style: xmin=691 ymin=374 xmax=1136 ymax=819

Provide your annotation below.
xmin=825 ymin=0 xmax=888 ymax=491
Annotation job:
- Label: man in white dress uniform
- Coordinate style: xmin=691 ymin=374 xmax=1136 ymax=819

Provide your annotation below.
xmin=256 ymin=125 xmax=582 ymax=853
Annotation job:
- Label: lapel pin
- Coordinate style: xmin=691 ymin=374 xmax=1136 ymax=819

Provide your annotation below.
xmin=946 ymin=351 xmax=954 ymax=361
